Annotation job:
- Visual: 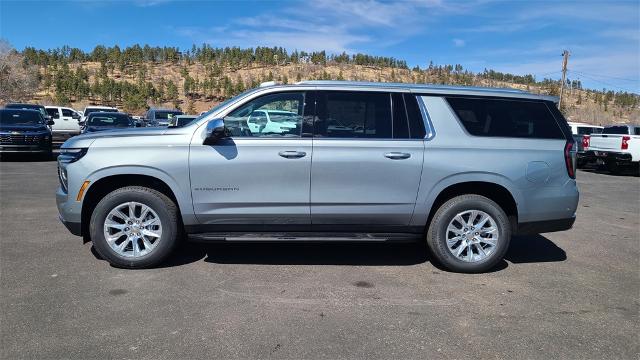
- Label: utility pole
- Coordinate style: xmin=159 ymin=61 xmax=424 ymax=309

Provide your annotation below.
xmin=559 ymin=50 xmax=570 ymax=109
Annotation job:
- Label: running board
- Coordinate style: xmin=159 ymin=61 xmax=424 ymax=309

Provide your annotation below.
xmin=187 ymin=232 xmax=422 ymax=243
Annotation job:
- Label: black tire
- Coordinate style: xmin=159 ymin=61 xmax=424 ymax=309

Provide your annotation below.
xmin=89 ymin=186 xmax=179 ymax=268
xmin=426 ymin=194 xmax=511 ymax=273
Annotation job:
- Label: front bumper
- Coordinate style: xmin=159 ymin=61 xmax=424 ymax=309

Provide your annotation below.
xmin=59 ymin=215 xmax=82 ymax=236
xmin=0 ymin=144 xmax=51 ymax=153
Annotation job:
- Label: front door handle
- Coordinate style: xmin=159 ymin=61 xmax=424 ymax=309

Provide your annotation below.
xmin=384 ymin=152 xmax=411 ymax=160
xmin=278 ymin=150 xmax=307 ymax=159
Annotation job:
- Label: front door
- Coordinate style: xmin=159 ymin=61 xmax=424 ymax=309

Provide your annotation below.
xmin=189 ymin=91 xmax=314 ymax=231
xmin=310 ymin=91 xmax=425 ymax=231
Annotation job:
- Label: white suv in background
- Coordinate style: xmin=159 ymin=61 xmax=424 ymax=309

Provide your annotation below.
xmin=45 ymin=106 xmax=83 ymax=139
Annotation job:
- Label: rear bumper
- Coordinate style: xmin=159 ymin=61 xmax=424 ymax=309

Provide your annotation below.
xmin=517 ymin=216 xmax=576 ymax=235
xmin=593 ymin=150 xmax=634 ymax=163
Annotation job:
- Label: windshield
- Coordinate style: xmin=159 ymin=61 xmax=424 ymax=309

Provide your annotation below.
xmin=87 ymin=114 xmax=132 ymax=127
xmin=155 ymin=111 xmax=183 ymax=120
xmin=602 ymin=126 xmax=629 ymax=135
xmin=85 ymin=108 xmax=115 ymax=116
xmin=0 ymin=110 xmax=44 ymax=125
xmin=6 ymin=104 xmax=47 ymax=118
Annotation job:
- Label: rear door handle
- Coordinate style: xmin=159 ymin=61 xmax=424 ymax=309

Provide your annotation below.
xmin=278 ymin=150 xmax=307 ymax=159
xmin=384 ymin=152 xmax=411 ymax=160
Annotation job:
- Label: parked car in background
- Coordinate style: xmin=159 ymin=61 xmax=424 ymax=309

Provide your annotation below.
xmin=57 ymin=81 xmax=579 ymax=273
xmin=584 ymin=124 xmax=640 ymax=174
xmin=237 ymin=109 xmax=299 ymax=135
xmin=567 ymin=122 xmax=603 ymax=167
xmin=145 ymin=108 xmax=183 ymax=127
xmin=168 ymin=115 xmax=198 ymax=127
xmin=45 ymin=106 xmax=82 ymax=140
xmin=0 ymin=108 xmax=54 ymax=158
xmin=81 ymin=106 xmax=118 ymax=123
xmin=5 ymin=103 xmax=52 ymax=123
xmin=80 ymin=112 xmax=136 ymax=134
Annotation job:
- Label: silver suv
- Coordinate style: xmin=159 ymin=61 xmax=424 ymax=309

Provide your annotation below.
xmin=56 ymin=81 xmax=579 ymax=273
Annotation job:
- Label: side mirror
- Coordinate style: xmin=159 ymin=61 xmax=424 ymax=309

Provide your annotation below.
xmin=203 ymin=119 xmax=228 ymax=145
xmin=47 ymin=119 xmax=55 ymax=126
xmin=78 ymin=121 xmax=85 ymax=127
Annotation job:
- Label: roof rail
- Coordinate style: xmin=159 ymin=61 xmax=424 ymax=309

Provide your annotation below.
xmin=295 ymin=80 xmax=529 ymax=94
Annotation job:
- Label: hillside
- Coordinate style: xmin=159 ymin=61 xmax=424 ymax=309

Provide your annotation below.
xmin=2 ymin=44 xmax=639 ymax=125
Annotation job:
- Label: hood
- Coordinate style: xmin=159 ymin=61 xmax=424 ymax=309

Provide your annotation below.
xmin=63 ymin=127 xmax=168 ymax=149
xmin=0 ymin=123 xmax=50 ymax=133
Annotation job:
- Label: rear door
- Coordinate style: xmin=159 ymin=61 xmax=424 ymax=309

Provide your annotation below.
xmin=189 ymin=90 xmax=314 ymax=230
xmin=310 ymin=91 xmax=425 ymax=231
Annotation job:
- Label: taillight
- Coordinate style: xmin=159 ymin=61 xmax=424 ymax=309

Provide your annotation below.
xmin=582 ymin=135 xmax=590 ymax=150
xmin=564 ymin=141 xmax=576 ymax=179
xmin=621 ymin=135 xmax=630 ymax=150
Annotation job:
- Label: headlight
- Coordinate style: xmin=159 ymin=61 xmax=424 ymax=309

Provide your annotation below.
xmin=58 ymin=166 xmax=68 ymax=192
xmin=58 ymin=148 xmax=88 ymax=164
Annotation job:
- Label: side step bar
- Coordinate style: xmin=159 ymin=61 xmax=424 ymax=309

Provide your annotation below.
xmin=187 ymin=232 xmax=422 ymax=243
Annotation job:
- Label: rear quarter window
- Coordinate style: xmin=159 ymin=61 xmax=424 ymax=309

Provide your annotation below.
xmin=446 ymin=97 xmax=565 ymax=139
xmin=602 ymin=126 xmax=629 ymax=135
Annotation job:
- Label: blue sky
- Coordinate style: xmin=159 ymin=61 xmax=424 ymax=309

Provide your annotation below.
xmin=1 ymin=0 xmax=638 ymax=93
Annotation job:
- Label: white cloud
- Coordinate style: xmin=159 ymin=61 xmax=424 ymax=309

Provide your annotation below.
xmin=452 ymin=38 xmax=465 ymax=47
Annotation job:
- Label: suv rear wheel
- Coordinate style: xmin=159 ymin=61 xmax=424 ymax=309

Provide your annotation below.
xmin=426 ymin=194 xmax=511 ymax=273
xmin=89 ymin=186 xmax=179 ymax=268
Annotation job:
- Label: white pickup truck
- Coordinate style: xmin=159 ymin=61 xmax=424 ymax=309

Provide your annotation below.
xmin=583 ymin=124 xmax=640 ymax=174
xmin=45 ymin=106 xmax=83 ymax=140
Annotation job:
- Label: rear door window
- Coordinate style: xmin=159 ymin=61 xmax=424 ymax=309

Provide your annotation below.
xmin=446 ymin=97 xmax=565 ymax=139
xmin=315 ymin=91 xmax=392 ymax=138
xmin=602 ymin=126 xmax=629 ymax=135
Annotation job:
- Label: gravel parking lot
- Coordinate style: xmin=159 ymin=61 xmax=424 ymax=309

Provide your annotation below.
xmin=1 ymin=155 xmax=638 ymax=359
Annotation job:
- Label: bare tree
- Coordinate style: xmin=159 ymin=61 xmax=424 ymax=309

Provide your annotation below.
xmin=0 ymin=39 xmax=39 ymax=103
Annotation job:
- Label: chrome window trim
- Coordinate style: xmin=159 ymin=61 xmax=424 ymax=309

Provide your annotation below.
xmin=416 ymin=96 xmax=436 ymax=141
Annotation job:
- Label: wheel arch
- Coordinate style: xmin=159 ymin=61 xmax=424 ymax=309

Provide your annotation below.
xmin=80 ymin=169 xmax=190 ymax=238
xmin=419 ymin=173 xmax=521 ymax=232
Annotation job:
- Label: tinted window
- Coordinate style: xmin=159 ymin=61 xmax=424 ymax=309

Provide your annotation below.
xmin=0 ymin=110 xmax=44 ymax=125
xmin=154 ymin=111 xmax=183 ymax=120
xmin=46 ymin=108 xmax=60 ymax=118
xmin=404 ymin=94 xmax=427 ymax=139
xmin=577 ymin=126 xmax=601 ymax=135
xmin=87 ymin=114 xmax=132 ymax=127
xmin=602 ymin=126 xmax=629 ymax=135
xmin=392 ymin=93 xmax=409 ymax=139
xmin=225 ymin=92 xmax=308 ymax=137
xmin=446 ymin=97 xmax=565 ymax=139
xmin=61 ymin=108 xmax=75 ymax=117
xmin=635 ymin=127 xmax=640 ymax=135
xmin=85 ymin=108 xmax=115 ymax=116
xmin=316 ymin=91 xmax=392 ymax=138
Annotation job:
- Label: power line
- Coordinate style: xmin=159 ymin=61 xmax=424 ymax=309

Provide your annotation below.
xmin=569 ymin=70 xmax=639 ymax=93
xmin=569 ymin=70 xmax=639 ymax=83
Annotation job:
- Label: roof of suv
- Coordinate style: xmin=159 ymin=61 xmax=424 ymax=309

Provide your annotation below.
xmin=260 ymin=80 xmax=558 ymax=102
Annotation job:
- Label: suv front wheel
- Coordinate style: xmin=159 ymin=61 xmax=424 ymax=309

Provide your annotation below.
xmin=89 ymin=186 xmax=179 ymax=268
xmin=426 ymin=194 xmax=511 ymax=273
